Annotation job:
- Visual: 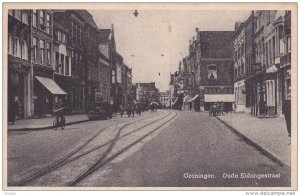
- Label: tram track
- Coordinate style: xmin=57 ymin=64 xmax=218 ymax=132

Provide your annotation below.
xmin=68 ymin=111 xmax=178 ymax=186
xmin=10 ymin=111 xmax=165 ymax=186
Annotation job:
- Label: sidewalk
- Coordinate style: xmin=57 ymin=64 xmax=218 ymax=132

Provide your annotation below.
xmin=217 ymin=113 xmax=291 ymax=166
xmin=7 ymin=114 xmax=89 ymax=131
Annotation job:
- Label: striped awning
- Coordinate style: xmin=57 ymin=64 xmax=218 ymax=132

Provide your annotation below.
xmin=188 ymin=94 xmax=199 ymax=102
xmin=35 ymin=76 xmax=67 ymax=95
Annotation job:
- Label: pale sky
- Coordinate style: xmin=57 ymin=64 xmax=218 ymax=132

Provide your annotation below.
xmin=89 ymin=10 xmax=251 ymax=92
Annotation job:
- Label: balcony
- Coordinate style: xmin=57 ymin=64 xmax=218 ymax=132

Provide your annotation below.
xmin=280 ymin=53 xmax=291 ymax=68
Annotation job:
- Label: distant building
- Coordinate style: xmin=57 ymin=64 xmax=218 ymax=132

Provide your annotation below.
xmin=160 ymin=91 xmax=170 ymax=107
xmin=136 ymin=82 xmax=159 ymax=104
xmin=196 ymin=31 xmax=235 ymax=111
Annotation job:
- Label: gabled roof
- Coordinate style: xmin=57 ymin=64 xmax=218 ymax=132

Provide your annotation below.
xmin=74 ymin=10 xmax=98 ymax=29
xmin=98 ymin=29 xmax=112 ymax=44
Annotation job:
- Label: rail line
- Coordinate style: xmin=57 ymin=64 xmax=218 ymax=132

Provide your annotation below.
xmin=12 ymin=111 xmax=165 ymax=186
xmin=68 ymin=111 xmax=178 ymax=186
xmin=26 ymin=111 xmax=173 ymax=185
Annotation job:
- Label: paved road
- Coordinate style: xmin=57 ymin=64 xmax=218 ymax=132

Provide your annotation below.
xmin=7 ymin=110 xmax=290 ymax=187
xmin=7 ymin=111 xmax=164 ymax=185
xmin=79 ymin=111 xmax=291 ymax=187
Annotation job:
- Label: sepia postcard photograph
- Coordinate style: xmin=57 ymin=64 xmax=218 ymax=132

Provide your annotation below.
xmin=2 ymin=2 xmax=298 ymax=192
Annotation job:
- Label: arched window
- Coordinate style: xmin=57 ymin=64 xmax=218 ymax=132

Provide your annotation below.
xmin=22 ymin=40 xmax=28 ymax=60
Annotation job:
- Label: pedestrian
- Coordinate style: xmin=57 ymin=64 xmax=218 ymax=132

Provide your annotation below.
xmin=120 ymin=105 xmax=124 ymax=117
xmin=9 ymin=96 xmax=21 ymax=125
xmin=212 ymin=103 xmax=217 ymax=116
xmin=220 ymin=101 xmax=224 ymax=115
xmin=232 ymin=102 xmax=237 ymax=113
xmin=54 ymin=98 xmax=65 ymax=127
xmin=282 ymin=99 xmax=291 ymax=137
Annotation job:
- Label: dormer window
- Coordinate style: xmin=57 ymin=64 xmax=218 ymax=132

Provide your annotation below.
xmin=208 ymin=64 xmax=217 ymax=79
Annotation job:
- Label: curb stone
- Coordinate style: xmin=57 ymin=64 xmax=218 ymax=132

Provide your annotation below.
xmin=216 ymin=116 xmax=287 ymax=167
xmin=8 ymin=119 xmax=90 ymax=132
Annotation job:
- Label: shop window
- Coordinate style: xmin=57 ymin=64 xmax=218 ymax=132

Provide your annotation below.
xmin=61 ymin=54 xmax=65 ymax=74
xmin=266 ymin=80 xmax=275 ymax=106
xmin=55 ymin=52 xmax=59 ymax=72
xmin=65 ymin=56 xmax=69 ymax=76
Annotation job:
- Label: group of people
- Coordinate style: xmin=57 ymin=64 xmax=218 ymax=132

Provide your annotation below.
xmin=119 ymin=103 xmax=157 ymax=118
xmin=209 ymin=101 xmax=226 ymax=117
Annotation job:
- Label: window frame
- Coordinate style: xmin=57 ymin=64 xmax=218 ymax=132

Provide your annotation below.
xmin=40 ymin=39 xmax=45 ymax=65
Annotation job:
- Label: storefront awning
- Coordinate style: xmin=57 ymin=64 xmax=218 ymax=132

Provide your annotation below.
xmin=188 ymin=94 xmax=199 ymax=102
xmin=183 ymin=95 xmax=192 ymax=103
xmin=171 ymin=97 xmax=178 ymax=106
xmin=204 ymin=94 xmax=234 ymax=102
xmin=35 ymin=76 xmax=67 ymax=95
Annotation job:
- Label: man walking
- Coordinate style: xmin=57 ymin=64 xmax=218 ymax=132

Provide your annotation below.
xmin=282 ymin=99 xmax=291 ymax=137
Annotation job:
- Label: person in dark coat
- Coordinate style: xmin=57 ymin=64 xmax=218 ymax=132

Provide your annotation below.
xmin=9 ymin=97 xmax=21 ymax=125
xmin=282 ymin=99 xmax=291 ymax=137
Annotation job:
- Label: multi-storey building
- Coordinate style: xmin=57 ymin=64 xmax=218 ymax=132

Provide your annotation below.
xmin=53 ymin=10 xmax=86 ymax=114
xmin=136 ymin=82 xmax=159 ymax=104
xmin=98 ymin=28 xmax=115 ymax=104
xmin=196 ymin=31 xmax=235 ymax=111
xmin=124 ymin=65 xmax=133 ymax=106
xmin=249 ymin=10 xmax=286 ymax=117
xmin=244 ymin=12 xmax=256 ymax=114
xmin=31 ymin=9 xmax=67 ymax=117
xmin=279 ymin=11 xmax=291 ymax=110
xmin=233 ymin=22 xmax=246 ymax=113
xmin=53 ymin=22 xmax=73 ymax=111
xmin=8 ymin=10 xmax=32 ymax=118
xmin=159 ymin=91 xmax=170 ymax=107
xmin=233 ymin=11 xmax=256 ymax=113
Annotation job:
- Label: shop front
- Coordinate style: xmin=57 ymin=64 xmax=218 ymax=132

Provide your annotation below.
xmin=8 ymin=61 xmax=32 ymax=119
xmin=234 ymin=79 xmax=246 ymax=113
xmin=204 ymin=94 xmax=235 ymax=111
xmin=34 ymin=76 xmax=67 ymax=117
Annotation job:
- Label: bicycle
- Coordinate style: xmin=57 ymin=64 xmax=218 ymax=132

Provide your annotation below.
xmin=53 ymin=115 xmax=66 ymax=130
